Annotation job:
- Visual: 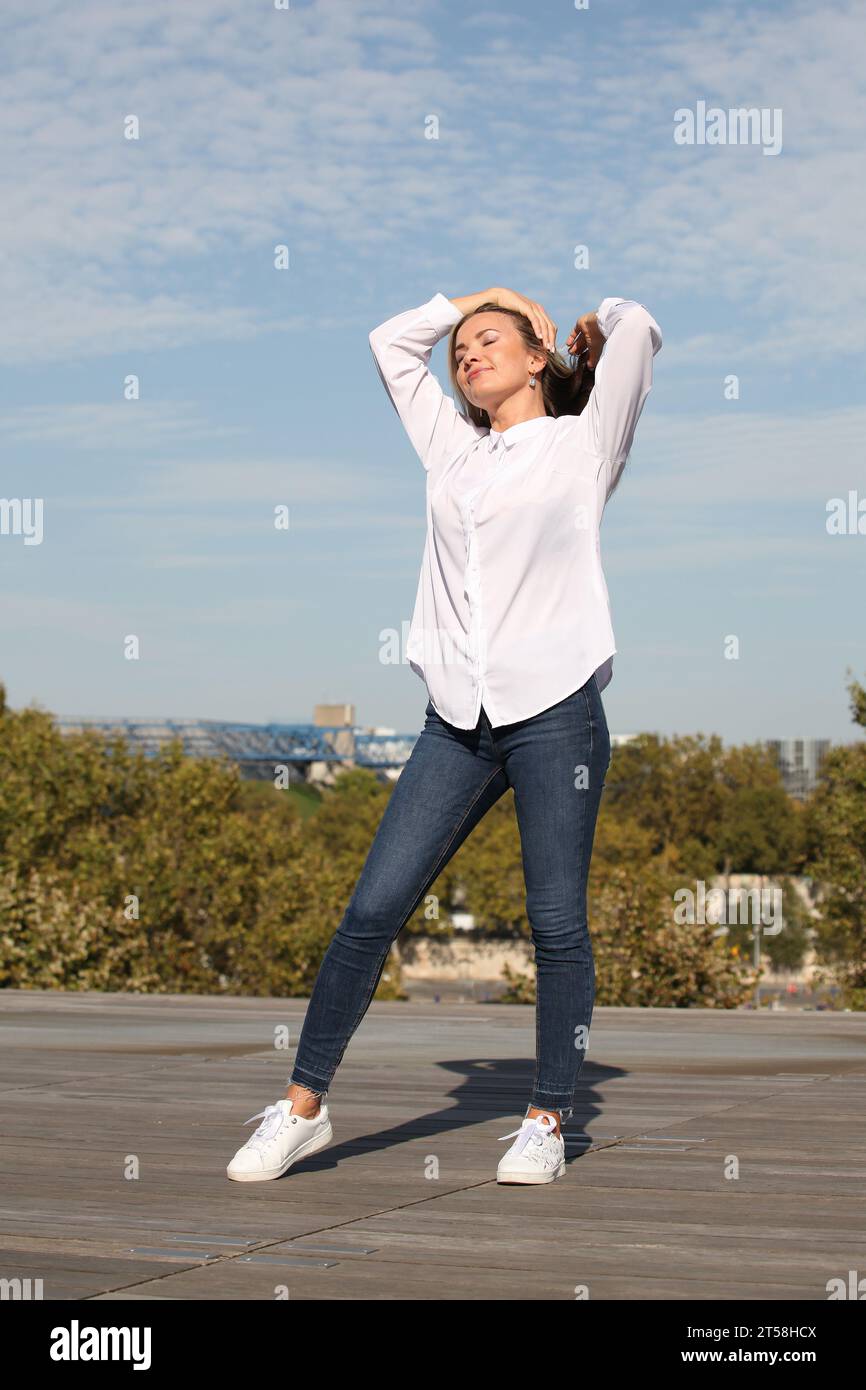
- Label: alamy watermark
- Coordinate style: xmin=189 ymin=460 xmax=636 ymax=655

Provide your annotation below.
xmin=0 ymin=497 xmax=43 ymax=545
xmin=674 ymin=879 xmax=783 ymax=935
xmin=379 ymin=620 xmax=488 ymax=669
xmin=674 ymin=101 xmax=783 ymax=156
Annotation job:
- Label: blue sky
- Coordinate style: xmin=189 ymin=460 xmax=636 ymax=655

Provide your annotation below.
xmin=1 ymin=0 xmax=863 ymax=745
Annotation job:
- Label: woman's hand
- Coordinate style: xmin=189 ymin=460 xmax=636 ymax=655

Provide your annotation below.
xmin=566 ymin=312 xmax=605 ymax=370
xmin=491 ymin=288 xmax=557 ymax=353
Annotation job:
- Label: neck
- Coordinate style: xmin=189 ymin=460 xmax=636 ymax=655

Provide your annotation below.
xmin=487 ymin=388 xmax=548 ymax=434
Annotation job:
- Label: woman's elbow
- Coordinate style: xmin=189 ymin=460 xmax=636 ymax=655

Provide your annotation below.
xmin=641 ymin=306 xmax=662 ymax=355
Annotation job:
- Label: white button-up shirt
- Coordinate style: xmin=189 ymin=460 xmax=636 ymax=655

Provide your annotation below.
xmin=368 ymin=292 xmax=662 ymax=730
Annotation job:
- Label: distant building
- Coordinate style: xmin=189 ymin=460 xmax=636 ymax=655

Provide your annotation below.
xmin=765 ymin=738 xmax=831 ymax=799
xmin=309 ymin=702 xmax=356 ymax=782
xmin=313 ymin=703 xmax=354 ymax=727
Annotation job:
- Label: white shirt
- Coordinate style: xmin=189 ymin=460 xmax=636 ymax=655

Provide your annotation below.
xmin=368 ymin=292 xmax=662 ymax=730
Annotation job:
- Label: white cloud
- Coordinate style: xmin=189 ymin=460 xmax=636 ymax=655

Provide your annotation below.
xmin=0 ymin=401 xmax=246 ymax=447
xmin=0 ymin=590 xmax=311 ymax=636
xmin=622 ymin=405 xmax=866 ymax=505
xmin=0 ymin=0 xmax=862 ymax=364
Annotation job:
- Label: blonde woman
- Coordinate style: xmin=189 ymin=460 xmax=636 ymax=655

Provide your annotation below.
xmin=228 ymin=286 xmax=662 ymax=1185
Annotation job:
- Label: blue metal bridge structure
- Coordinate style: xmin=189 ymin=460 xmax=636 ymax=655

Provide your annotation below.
xmin=54 ymin=716 xmax=419 ymax=780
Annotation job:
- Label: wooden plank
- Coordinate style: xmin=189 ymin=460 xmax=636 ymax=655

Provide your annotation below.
xmin=1 ymin=989 xmax=864 ymax=1300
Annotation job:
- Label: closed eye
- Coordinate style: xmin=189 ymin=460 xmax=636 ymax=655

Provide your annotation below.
xmin=457 ymin=332 xmax=497 ymax=365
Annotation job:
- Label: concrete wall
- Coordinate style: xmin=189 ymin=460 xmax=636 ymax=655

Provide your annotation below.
xmin=397 ymin=936 xmax=533 ymax=983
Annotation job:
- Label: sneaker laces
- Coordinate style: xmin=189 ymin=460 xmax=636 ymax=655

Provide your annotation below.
xmin=498 ymin=1113 xmax=559 ymax=1154
xmin=242 ymin=1103 xmax=286 ymax=1147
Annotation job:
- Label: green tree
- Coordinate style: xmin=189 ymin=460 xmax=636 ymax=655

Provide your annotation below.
xmin=803 ymin=674 xmax=866 ymax=1008
xmin=0 ymin=692 xmax=403 ymax=998
xmin=500 ymin=858 xmax=756 ymax=1008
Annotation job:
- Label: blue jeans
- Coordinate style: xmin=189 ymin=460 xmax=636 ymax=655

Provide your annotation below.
xmin=289 ymin=673 xmax=611 ymax=1121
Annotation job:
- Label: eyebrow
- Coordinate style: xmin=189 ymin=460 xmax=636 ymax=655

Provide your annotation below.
xmin=455 ymin=326 xmax=500 ymax=356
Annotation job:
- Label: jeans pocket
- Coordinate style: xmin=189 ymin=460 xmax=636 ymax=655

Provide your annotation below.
xmin=590 ymin=673 xmax=611 ymax=780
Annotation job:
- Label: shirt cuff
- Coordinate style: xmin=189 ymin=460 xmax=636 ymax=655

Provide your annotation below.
xmin=595 ymin=297 xmax=629 ymax=339
xmin=421 ymin=292 xmax=465 ymax=338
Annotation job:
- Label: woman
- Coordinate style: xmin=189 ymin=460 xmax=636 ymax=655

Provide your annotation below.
xmin=227 ymin=285 xmax=662 ymax=1185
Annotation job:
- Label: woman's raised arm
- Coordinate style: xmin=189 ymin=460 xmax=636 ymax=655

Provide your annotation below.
xmin=574 ymin=298 xmax=663 ymax=487
xmin=368 ymin=293 xmax=487 ymax=473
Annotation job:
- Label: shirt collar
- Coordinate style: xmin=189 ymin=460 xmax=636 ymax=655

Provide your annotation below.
xmin=486 ymin=416 xmax=553 ymax=453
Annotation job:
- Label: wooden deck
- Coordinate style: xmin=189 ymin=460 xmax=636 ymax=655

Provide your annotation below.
xmin=1 ymin=990 xmax=864 ymax=1300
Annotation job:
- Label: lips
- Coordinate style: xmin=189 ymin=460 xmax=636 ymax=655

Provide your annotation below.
xmin=467 ymin=368 xmax=490 ymax=382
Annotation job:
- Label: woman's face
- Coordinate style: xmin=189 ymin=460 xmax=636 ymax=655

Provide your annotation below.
xmin=454 ymin=312 xmax=540 ymax=407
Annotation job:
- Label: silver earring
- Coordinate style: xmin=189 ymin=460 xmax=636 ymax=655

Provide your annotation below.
xmin=529 ymin=373 xmax=536 ymax=387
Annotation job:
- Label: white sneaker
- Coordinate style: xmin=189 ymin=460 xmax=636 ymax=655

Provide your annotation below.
xmin=496 ymin=1113 xmax=566 ymax=1184
xmin=226 ymin=1097 xmax=333 ymax=1182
